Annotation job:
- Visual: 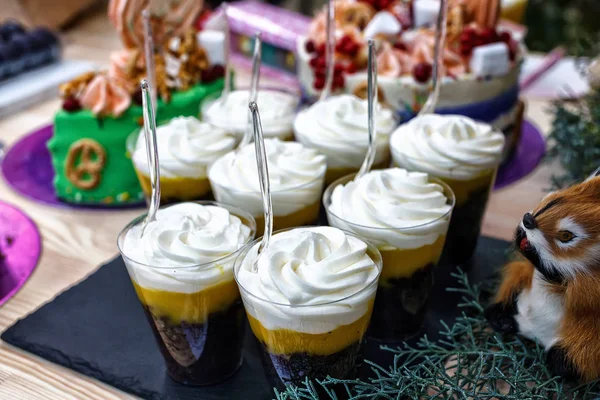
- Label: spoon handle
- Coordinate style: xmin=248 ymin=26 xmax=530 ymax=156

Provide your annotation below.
xmin=319 ymin=0 xmax=335 ymax=101
xmin=240 ymin=33 xmax=262 ymax=148
xmin=356 ymin=39 xmax=377 ymax=179
xmin=221 ymin=3 xmax=232 ymax=101
xmin=141 ymin=79 xmax=160 ymax=234
xmin=142 ymin=9 xmax=157 ymax=111
xmin=419 ymin=0 xmax=447 ymax=116
xmin=249 ymin=101 xmax=272 ymax=266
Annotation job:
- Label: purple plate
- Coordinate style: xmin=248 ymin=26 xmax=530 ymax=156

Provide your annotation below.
xmin=1 ymin=125 xmax=145 ymax=209
xmin=0 ymin=201 xmax=41 ymax=307
xmin=495 ymin=120 xmax=546 ymax=190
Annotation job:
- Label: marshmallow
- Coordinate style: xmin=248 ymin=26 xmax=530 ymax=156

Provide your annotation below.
xmin=363 ymin=11 xmax=402 ymax=39
xmin=470 ymin=43 xmax=511 ymax=77
xmin=413 ymin=0 xmax=440 ymax=28
xmin=196 ymin=30 xmax=226 ymax=65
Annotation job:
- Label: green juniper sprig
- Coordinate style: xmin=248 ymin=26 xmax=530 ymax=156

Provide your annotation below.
xmin=274 ymin=270 xmax=600 ymax=400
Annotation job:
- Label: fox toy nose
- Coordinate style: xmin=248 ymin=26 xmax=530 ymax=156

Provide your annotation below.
xmin=523 ymin=213 xmax=536 ymax=229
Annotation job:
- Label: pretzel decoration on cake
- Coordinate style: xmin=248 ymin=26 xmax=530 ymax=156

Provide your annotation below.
xmin=65 ymin=139 xmax=107 ymax=190
xmin=353 ymin=80 xmax=387 ymax=105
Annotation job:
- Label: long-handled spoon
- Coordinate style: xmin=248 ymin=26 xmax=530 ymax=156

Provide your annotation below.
xmin=418 ymin=0 xmax=448 ymax=116
xmin=238 ymin=32 xmax=263 ymax=149
xmin=248 ymin=101 xmax=272 ymax=272
xmin=220 ymin=2 xmax=232 ymax=103
xmin=355 ymin=39 xmax=377 ymax=180
xmin=142 ymin=9 xmax=157 ymax=112
xmin=319 ymin=0 xmax=335 ymax=101
xmin=140 ymin=79 xmax=160 ymax=237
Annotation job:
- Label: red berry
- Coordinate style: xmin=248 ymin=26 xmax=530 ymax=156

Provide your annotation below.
xmin=463 ymin=27 xmax=477 ymax=38
xmin=334 ymin=63 xmax=344 ymax=73
xmin=314 ymin=77 xmax=325 ymax=90
xmin=346 ymin=63 xmax=358 ymax=74
xmin=305 ymin=40 xmax=316 ymax=53
xmin=133 ymin=90 xmax=143 ymax=105
xmin=393 ymin=42 xmax=407 ymax=51
xmin=317 ymin=57 xmax=327 ymax=70
xmin=333 ymin=74 xmax=344 ymax=88
xmin=500 ymin=31 xmax=511 ymax=43
xmin=344 ymin=42 xmax=359 ymax=56
xmin=315 ymin=69 xmax=326 ymax=79
xmin=317 ymin=43 xmax=326 ymax=55
xmin=309 ymin=56 xmax=319 ymax=68
xmin=412 ymin=62 xmax=432 ymax=83
xmin=460 ymin=43 xmax=472 ymax=56
xmin=62 ymin=97 xmax=81 ymax=112
xmin=460 ymin=32 xmax=473 ymax=44
xmin=480 ymin=28 xmax=496 ymax=44
xmin=212 ymin=64 xmax=225 ymax=78
xmin=201 ymin=68 xmax=216 ymax=82
xmin=473 ymin=37 xmax=485 ymax=47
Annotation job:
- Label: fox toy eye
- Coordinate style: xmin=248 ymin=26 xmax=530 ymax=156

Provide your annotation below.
xmin=558 ymin=230 xmax=575 ymax=243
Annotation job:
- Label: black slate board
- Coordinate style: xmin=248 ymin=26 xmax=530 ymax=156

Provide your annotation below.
xmin=1 ymin=236 xmax=510 ymax=400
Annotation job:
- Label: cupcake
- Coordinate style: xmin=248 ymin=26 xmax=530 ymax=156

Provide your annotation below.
xmin=201 ymin=88 xmax=299 ymax=141
xmin=324 ymin=168 xmax=454 ymax=340
xmin=293 ymin=94 xmax=396 ymax=184
xmin=118 ymin=201 xmax=256 ymax=385
xmin=128 ymin=116 xmax=237 ymax=203
xmin=234 ymin=226 xmax=382 ymax=392
xmin=208 ymin=138 xmax=327 ymax=233
xmin=390 ymin=114 xmax=505 ymax=264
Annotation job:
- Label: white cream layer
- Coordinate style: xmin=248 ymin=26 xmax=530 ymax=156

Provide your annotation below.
xmin=132 ymin=116 xmax=237 ymax=179
xmin=121 ymin=203 xmax=252 ymax=293
xmin=236 ymin=226 xmax=380 ymax=334
xmin=208 ymin=138 xmax=327 ymax=217
xmin=327 ymin=168 xmax=452 ymax=249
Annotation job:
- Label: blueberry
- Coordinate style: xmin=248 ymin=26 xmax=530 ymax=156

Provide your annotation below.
xmin=0 ymin=20 xmax=25 ymax=42
xmin=29 ymin=28 xmax=59 ymax=47
xmin=29 ymin=28 xmax=60 ymax=63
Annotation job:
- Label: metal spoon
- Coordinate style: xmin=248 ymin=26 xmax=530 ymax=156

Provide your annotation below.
xmin=140 ymin=79 xmax=160 ymax=237
xmin=355 ymin=39 xmax=377 ymax=180
xmin=249 ymin=101 xmax=272 ymax=272
xmin=319 ymin=0 xmax=335 ymax=101
xmin=238 ymin=32 xmax=262 ymax=149
xmin=418 ymin=0 xmax=448 ymax=116
xmin=142 ymin=9 xmax=157 ymax=111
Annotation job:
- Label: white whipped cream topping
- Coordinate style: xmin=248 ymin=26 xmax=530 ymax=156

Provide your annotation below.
xmin=327 ymin=168 xmax=452 ymax=249
xmin=132 ymin=116 xmax=237 ymax=179
xmin=293 ymin=94 xmax=397 ymax=169
xmin=236 ymin=226 xmax=380 ymax=334
xmin=202 ymin=89 xmax=299 ymax=139
xmin=390 ymin=114 xmax=505 ymax=180
xmin=120 ymin=203 xmax=253 ymax=293
xmin=208 ymin=138 xmax=327 ymax=216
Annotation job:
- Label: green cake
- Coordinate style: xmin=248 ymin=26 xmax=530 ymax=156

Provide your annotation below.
xmin=49 ymin=80 xmax=224 ymax=205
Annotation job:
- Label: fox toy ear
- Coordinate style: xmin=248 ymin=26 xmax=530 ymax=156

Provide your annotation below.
xmin=584 ymin=167 xmax=600 ymax=182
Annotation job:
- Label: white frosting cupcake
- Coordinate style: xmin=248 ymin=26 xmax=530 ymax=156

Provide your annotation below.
xmin=202 ymin=89 xmax=299 ymax=140
xmin=132 ymin=116 xmax=237 ymax=179
xmin=293 ymin=94 xmax=396 ymax=169
xmin=326 ymin=168 xmax=453 ymax=249
xmin=119 ymin=202 xmax=254 ymax=293
xmin=390 ymin=114 xmax=505 ymax=180
xmin=235 ymin=226 xmax=380 ymax=334
xmin=208 ymin=138 xmax=327 ymax=217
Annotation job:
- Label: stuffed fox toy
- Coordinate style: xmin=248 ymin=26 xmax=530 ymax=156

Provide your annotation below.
xmin=485 ymin=170 xmax=600 ymax=382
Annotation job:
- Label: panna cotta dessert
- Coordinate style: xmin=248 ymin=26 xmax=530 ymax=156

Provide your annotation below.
xmin=234 ymin=226 xmax=382 ymax=391
xmin=201 ymin=88 xmax=300 ymax=141
xmin=390 ymin=114 xmax=505 ymax=264
xmin=208 ymin=138 xmax=327 ymax=233
xmin=293 ymin=94 xmax=396 ymax=183
xmin=118 ymin=202 xmax=255 ymax=385
xmin=128 ymin=116 xmax=237 ymax=203
xmin=324 ymin=168 xmax=454 ymax=340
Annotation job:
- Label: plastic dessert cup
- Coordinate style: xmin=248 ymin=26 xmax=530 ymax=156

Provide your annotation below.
xmin=234 ymin=227 xmax=382 ymax=392
xmin=117 ymin=201 xmax=256 ymax=386
xmin=200 ymin=87 xmax=300 ymax=141
xmin=324 ymin=173 xmax=455 ymax=340
xmin=393 ymin=153 xmax=499 ymax=265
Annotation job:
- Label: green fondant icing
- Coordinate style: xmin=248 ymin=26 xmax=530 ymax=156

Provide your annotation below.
xmin=48 ymin=79 xmax=224 ymax=205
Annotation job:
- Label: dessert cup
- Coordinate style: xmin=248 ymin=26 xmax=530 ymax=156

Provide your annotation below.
xmin=127 ymin=117 xmax=237 ymax=204
xmin=118 ymin=201 xmax=256 ymax=386
xmin=234 ymin=226 xmax=382 ymax=392
xmin=201 ymin=87 xmax=300 ymax=141
xmin=208 ymin=139 xmax=327 ymax=233
xmin=324 ymin=170 xmax=455 ymax=340
xmin=293 ymin=94 xmax=396 ymax=184
xmin=390 ymin=115 xmax=505 ymax=265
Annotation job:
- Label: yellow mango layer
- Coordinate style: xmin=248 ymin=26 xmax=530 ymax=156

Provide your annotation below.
xmin=136 ymin=170 xmax=211 ymax=202
xmin=133 ymin=278 xmax=240 ymax=324
xmin=254 ymin=200 xmax=320 ymax=234
xmin=440 ymin=172 xmax=495 ymax=206
xmin=326 ymin=158 xmax=390 ymax=185
xmin=247 ymin=301 xmax=374 ymax=355
xmin=379 ymin=235 xmax=446 ymax=283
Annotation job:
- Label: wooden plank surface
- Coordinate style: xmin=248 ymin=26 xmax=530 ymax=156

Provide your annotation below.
xmin=0 ymin=7 xmax=559 ymax=400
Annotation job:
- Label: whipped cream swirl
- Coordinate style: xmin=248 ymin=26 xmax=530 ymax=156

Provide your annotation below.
xmin=390 ymin=114 xmax=505 ymax=180
xmin=327 ymin=168 xmax=452 ymax=249
xmin=120 ymin=202 xmax=253 ymax=292
xmin=236 ymin=227 xmax=380 ymax=333
xmin=132 ymin=116 xmax=237 ymax=178
xmin=293 ymin=94 xmax=397 ymax=169
xmin=208 ymin=138 xmax=327 ymax=216
xmin=202 ymin=89 xmax=299 ymax=139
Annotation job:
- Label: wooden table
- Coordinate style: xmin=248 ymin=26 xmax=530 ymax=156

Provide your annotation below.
xmin=0 ymin=8 xmax=560 ymax=400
